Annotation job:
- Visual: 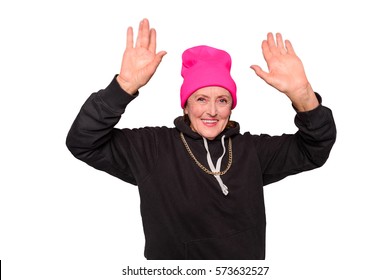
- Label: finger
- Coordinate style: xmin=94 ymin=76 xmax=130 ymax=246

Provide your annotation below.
xmin=267 ymin=32 xmax=277 ymax=53
xmin=285 ymin=40 xmax=296 ymax=55
xmin=135 ymin=19 xmax=143 ymax=47
xmin=276 ymin=33 xmax=287 ymax=54
xmin=149 ymin=28 xmax=157 ymax=53
xmin=136 ymin=18 xmax=150 ymax=48
xmin=276 ymin=33 xmax=283 ymax=48
xmin=261 ymin=39 xmax=272 ymax=61
xmin=126 ymin=27 xmax=134 ymax=49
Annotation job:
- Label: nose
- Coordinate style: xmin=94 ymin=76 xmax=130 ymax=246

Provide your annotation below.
xmin=207 ymin=101 xmax=218 ymax=117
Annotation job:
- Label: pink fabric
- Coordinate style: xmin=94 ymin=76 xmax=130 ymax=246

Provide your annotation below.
xmin=180 ymin=45 xmax=237 ymax=109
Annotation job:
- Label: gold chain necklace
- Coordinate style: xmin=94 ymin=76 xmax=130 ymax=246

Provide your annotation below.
xmin=180 ymin=132 xmax=233 ymax=176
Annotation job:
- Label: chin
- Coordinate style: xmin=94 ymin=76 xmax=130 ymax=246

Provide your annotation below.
xmin=193 ymin=122 xmax=225 ymax=140
xmin=200 ymin=131 xmax=220 ymax=140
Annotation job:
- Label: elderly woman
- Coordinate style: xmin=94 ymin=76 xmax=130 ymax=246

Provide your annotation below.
xmin=66 ymin=18 xmax=336 ymax=260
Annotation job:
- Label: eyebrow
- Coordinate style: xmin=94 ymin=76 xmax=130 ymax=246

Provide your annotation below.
xmin=192 ymin=93 xmax=231 ymax=99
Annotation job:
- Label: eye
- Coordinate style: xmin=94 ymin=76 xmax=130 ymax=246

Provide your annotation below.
xmin=217 ymin=98 xmax=229 ymax=105
xmin=196 ymin=97 xmax=207 ymax=103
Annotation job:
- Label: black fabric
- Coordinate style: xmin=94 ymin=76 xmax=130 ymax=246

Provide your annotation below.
xmin=66 ymin=76 xmax=336 ymax=259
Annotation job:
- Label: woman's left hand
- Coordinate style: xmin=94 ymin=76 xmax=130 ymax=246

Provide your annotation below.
xmin=251 ymin=33 xmax=319 ymax=112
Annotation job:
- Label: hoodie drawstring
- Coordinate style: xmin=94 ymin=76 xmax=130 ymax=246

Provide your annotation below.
xmin=203 ymin=136 xmax=229 ymax=196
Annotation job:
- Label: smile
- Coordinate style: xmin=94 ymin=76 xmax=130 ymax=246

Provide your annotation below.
xmin=202 ymin=119 xmax=218 ymax=126
xmin=202 ymin=119 xmax=218 ymax=123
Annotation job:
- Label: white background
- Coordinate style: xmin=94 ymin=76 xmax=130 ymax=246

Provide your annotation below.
xmin=1 ymin=0 xmax=389 ymax=279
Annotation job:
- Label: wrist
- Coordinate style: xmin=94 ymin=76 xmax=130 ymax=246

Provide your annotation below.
xmin=116 ymin=75 xmax=139 ymax=95
xmin=291 ymin=83 xmax=320 ymax=112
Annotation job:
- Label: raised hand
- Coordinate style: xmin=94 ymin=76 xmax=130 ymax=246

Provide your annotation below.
xmin=251 ymin=33 xmax=319 ymax=111
xmin=117 ymin=18 xmax=167 ymax=95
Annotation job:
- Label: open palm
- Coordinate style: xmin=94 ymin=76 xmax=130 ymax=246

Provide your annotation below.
xmin=117 ymin=19 xmax=166 ymax=94
xmin=251 ymin=33 xmax=309 ymax=99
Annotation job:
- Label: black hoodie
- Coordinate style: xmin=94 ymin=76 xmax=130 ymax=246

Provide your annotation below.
xmin=66 ymin=76 xmax=336 ymax=259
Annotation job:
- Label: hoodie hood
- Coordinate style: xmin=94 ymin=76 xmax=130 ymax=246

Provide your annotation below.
xmin=174 ymin=116 xmax=240 ymax=141
xmin=174 ymin=116 xmax=240 ymax=195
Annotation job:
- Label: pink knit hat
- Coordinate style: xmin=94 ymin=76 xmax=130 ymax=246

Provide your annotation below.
xmin=180 ymin=45 xmax=237 ymax=109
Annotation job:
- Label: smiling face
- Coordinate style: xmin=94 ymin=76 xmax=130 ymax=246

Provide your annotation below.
xmin=184 ymin=86 xmax=233 ymax=140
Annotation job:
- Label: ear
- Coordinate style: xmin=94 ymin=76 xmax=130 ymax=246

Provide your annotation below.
xmin=183 ymin=107 xmax=189 ymax=115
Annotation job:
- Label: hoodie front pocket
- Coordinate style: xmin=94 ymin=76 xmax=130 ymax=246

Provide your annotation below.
xmin=184 ymin=225 xmax=265 ymax=260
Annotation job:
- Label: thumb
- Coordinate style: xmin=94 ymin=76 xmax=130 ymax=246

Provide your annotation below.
xmin=250 ymin=65 xmax=270 ymax=82
xmin=155 ymin=51 xmax=167 ymax=64
xmin=149 ymin=51 xmax=167 ymax=72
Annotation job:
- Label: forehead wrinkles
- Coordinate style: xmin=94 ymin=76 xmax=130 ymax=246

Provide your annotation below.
xmin=191 ymin=88 xmax=232 ymax=100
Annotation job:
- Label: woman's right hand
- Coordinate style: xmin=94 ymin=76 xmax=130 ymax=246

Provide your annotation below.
xmin=117 ymin=18 xmax=167 ymax=95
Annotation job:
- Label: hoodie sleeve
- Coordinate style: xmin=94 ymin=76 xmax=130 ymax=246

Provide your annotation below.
xmin=65 ymin=76 xmax=158 ymax=185
xmin=255 ymin=93 xmax=337 ymax=186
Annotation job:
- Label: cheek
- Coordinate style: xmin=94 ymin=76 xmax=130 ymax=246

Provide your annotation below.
xmin=219 ymin=108 xmax=232 ymax=119
xmin=185 ymin=104 xmax=203 ymax=117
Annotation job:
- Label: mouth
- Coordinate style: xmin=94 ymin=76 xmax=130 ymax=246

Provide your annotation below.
xmin=202 ymin=119 xmax=218 ymax=127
